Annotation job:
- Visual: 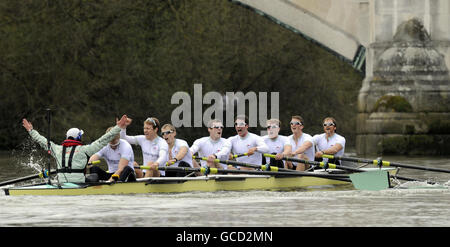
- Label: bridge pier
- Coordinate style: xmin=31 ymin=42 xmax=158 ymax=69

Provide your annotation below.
xmin=356 ymin=1 xmax=450 ymax=155
xmin=231 ymin=0 xmax=450 ymax=155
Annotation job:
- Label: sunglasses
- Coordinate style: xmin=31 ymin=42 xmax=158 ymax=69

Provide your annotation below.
xmin=234 ymin=122 xmax=247 ymax=127
xmin=290 ymin=121 xmax=302 ymax=126
xmin=267 ymin=125 xmax=279 ymax=129
xmin=323 ymin=122 xmax=335 ymax=127
xmin=110 ymin=141 xmax=120 ymax=147
xmin=161 ymin=130 xmax=174 ymax=135
xmin=146 ymin=117 xmax=157 ymax=126
xmin=210 ymin=126 xmax=224 ymax=129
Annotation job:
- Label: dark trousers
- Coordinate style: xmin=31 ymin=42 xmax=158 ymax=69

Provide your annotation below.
xmin=165 ymin=161 xmax=192 ymax=177
xmin=262 ymin=153 xmax=285 ymax=168
xmin=89 ymin=166 xmax=136 ymax=182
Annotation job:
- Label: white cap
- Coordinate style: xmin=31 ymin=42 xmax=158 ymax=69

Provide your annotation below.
xmin=66 ymin=128 xmax=84 ymax=140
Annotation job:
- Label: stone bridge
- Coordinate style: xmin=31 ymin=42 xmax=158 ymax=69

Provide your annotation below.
xmin=232 ymin=0 xmax=450 ymax=155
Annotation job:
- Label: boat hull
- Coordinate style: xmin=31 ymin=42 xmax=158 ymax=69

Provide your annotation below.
xmin=4 ymin=174 xmax=350 ymax=196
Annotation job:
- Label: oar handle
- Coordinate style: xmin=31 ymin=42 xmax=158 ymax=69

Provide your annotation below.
xmin=231 ymin=153 xmax=248 ymax=158
xmin=135 ymin=160 xmax=177 ymax=170
xmin=86 ymin=160 xmax=102 ymax=167
xmin=192 ymin=156 xmax=283 ymax=172
xmin=263 ymin=153 xmax=338 ymax=169
xmin=134 ymin=165 xmax=219 ymax=175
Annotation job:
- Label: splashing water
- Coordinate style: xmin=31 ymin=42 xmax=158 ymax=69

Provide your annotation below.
xmin=12 ymin=137 xmax=49 ymax=173
xmin=21 ymin=152 xmax=45 ymax=173
xmin=394 ymin=180 xmax=450 ymax=189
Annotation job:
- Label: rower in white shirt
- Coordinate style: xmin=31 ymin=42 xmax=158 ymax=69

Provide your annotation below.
xmin=283 ymin=115 xmax=315 ymax=171
xmin=261 ymin=119 xmax=291 ymax=168
xmin=228 ymin=115 xmax=269 ymax=170
xmin=190 ymin=119 xmax=231 ymax=170
xmin=313 ymin=117 xmax=346 ymax=166
xmin=88 ymin=127 xmax=136 ymax=182
xmin=120 ymin=117 xmax=168 ymax=177
xmin=161 ymin=123 xmax=193 ymax=177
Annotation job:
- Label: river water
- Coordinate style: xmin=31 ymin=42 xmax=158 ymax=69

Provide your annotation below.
xmin=0 ymin=150 xmax=449 ymax=228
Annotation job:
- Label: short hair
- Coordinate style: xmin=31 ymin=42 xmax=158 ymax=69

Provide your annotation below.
xmin=207 ymin=119 xmax=223 ymax=128
xmin=161 ymin=123 xmax=176 ymax=132
xmin=235 ymin=115 xmax=249 ymax=125
xmin=144 ymin=117 xmax=160 ymax=130
xmin=266 ymin=118 xmax=281 ymax=127
xmin=323 ymin=117 xmax=337 ymax=127
xmin=291 ymin=115 xmax=304 ymax=125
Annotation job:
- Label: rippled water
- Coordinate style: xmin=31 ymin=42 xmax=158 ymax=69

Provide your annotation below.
xmin=1 ymin=151 xmax=449 ymax=227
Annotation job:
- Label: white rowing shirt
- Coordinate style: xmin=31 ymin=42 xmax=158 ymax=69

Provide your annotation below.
xmin=262 ymin=135 xmax=290 ymax=164
xmin=120 ymin=129 xmax=169 ymax=175
xmin=95 ymin=139 xmax=135 ymax=173
xmin=228 ymin=132 xmax=269 ymax=166
xmin=287 ymin=133 xmax=315 ymax=162
xmin=312 ymin=133 xmax=346 ymax=159
xmin=167 ymin=139 xmax=193 ymax=167
xmin=190 ymin=137 xmax=231 ymax=169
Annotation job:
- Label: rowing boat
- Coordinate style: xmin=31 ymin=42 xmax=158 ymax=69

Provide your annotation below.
xmin=2 ymin=167 xmax=396 ymax=196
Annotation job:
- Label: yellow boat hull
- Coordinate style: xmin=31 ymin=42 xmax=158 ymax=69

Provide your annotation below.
xmin=4 ymin=174 xmax=350 ymax=196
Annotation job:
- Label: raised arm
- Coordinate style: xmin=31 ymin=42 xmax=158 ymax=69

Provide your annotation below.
xmin=22 ymin=119 xmax=33 ymax=132
xmin=84 ymin=115 xmax=128 ymax=156
xmin=23 ymin=119 xmax=55 ymax=152
xmin=119 ymin=117 xmax=140 ymax=145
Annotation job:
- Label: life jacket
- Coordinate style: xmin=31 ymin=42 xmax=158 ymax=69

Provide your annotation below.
xmin=58 ymin=140 xmax=85 ymax=173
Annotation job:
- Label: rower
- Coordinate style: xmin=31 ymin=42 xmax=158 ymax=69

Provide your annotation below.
xmin=21 ymin=115 xmax=129 ymax=183
xmin=88 ymin=127 xmax=136 ymax=182
xmin=227 ymin=115 xmax=269 ymax=170
xmin=312 ymin=117 xmax=346 ymax=166
xmin=120 ymin=117 xmax=168 ymax=178
xmin=161 ymin=123 xmax=193 ymax=177
xmin=190 ymin=119 xmax=231 ymax=170
xmin=284 ymin=115 xmax=315 ymax=171
xmin=261 ymin=118 xmax=290 ymax=168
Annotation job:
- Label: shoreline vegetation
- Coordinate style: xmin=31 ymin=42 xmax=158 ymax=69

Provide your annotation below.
xmin=0 ymin=0 xmax=362 ymax=151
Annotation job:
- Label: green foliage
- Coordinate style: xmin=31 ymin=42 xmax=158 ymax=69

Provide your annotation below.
xmin=372 ymin=95 xmax=413 ymax=113
xmin=0 ymin=0 xmax=362 ymax=150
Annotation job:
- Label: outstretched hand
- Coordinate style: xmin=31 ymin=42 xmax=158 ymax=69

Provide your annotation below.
xmin=116 ymin=115 xmax=129 ymax=129
xmin=22 ymin=119 xmax=33 ymax=132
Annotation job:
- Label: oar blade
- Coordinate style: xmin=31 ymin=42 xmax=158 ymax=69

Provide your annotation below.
xmin=349 ymin=170 xmax=390 ymax=191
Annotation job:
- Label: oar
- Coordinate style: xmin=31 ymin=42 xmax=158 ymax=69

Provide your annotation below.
xmin=266 ymin=153 xmax=434 ymax=184
xmin=137 ymin=165 xmax=352 ymax=182
xmin=193 ymin=155 xmax=287 ymax=172
xmin=192 ymin=156 xmax=391 ymax=190
xmin=230 ymin=153 xmax=248 ymax=158
xmin=139 ymin=159 xmax=390 ymax=191
xmin=262 ymin=153 xmax=363 ymax=172
xmin=1 ymin=160 xmax=101 ymax=187
xmin=263 ymin=153 xmax=391 ymax=191
xmin=0 ymin=169 xmax=56 ymax=187
xmin=131 ymin=159 xmax=178 ymax=170
xmin=322 ymin=154 xmax=450 ymax=174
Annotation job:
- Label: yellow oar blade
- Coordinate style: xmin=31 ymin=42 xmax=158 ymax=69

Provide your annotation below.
xmin=349 ymin=170 xmax=390 ymax=191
